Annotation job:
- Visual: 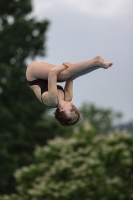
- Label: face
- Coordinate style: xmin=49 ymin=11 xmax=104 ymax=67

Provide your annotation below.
xmin=61 ymin=102 xmax=75 ymax=119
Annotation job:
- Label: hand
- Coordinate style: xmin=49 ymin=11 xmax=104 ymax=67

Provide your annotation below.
xmin=62 ymin=62 xmax=73 ymax=68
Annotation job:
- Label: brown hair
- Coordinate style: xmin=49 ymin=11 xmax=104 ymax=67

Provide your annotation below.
xmin=54 ymin=105 xmax=80 ymax=127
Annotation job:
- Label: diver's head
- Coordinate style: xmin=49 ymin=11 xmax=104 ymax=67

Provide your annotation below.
xmin=54 ymin=102 xmax=80 ymax=126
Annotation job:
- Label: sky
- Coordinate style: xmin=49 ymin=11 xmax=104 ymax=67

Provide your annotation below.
xmin=31 ymin=0 xmax=133 ymax=123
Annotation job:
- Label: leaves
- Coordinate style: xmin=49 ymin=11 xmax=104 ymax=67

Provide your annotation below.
xmin=78 ymin=102 xmax=123 ymax=134
xmin=0 ymin=0 xmax=57 ymax=195
xmin=1 ymin=131 xmax=132 ymax=200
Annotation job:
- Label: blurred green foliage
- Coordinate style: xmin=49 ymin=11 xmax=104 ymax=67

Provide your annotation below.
xmin=0 ymin=130 xmax=133 ymax=200
xmin=79 ymin=102 xmax=122 ymax=134
xmin=0 ymin=0 xmax=73 ymax=194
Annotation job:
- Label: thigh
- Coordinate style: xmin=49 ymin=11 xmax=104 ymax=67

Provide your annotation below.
xmin=26 ymin=61 xmax=55 ymax=81
xmin=26 ymin=61 xmax=69 ymax=82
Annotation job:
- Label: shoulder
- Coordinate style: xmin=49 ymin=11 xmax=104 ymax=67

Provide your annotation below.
xmin=42 ymin=92 xmax=58 ymax=107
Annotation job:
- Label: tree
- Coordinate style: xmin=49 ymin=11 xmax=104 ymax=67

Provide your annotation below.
xmin=78 ymin=102 xmax=122 ymax=134
xmin=0 ymin=0 xmax=73 ymax=194
xmin=0 ymin=130 xmax=133 ymax=200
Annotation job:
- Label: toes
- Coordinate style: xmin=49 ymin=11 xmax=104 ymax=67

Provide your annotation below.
xmin=108 ymin=62 xmax=113 ymax=67
xmin=103 ymin=62 xmax=113 ymax=69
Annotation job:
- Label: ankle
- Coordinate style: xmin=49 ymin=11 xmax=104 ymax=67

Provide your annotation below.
xmin=93 ymin=56 xmax=103 ymax=67
xmin=93 ymin=59 xmax=101 ymax=68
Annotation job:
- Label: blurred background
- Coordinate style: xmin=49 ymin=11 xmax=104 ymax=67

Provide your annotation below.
xmin=0 ymin=0 xmax=133 ymax=199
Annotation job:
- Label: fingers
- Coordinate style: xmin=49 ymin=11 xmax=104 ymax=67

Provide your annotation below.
xmin=62 ymin=63 xmax=69 ymax=68
xmin=62 ymin=62 xmax=72 ymax=68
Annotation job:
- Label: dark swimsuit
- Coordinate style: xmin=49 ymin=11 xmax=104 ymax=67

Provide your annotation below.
xmin=27 ymin=79 xmax=64 ymax=107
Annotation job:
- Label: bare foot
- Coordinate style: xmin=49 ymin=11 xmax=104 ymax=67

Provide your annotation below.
xmin=94 ymin=56 xmax=113 ymax=69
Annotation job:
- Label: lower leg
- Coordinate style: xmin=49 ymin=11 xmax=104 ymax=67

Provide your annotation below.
xmin=57 ymin=58 xmax=97 ymax=81
xmin=67 ymin=56 xmax=112 ymax=80
xmin=68 ymin=66 xmax=99 ymax=80
xmin=57 ymin=56 xmax=113 ymax=81
xmin=67 ymin=59 xmax=99 ymax=78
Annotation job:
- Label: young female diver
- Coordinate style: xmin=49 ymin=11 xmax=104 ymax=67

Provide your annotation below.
xmin=26 ymin=56 xmax=113 ymax=126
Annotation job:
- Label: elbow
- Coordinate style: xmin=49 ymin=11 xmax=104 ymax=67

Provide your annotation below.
xmin=49 ymin=68 xmax=57 ymax=75
xmin=49 ymin=68 xmax=56 ymax=72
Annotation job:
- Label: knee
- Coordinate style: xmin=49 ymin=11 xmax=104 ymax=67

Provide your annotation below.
xmin=63 ymin=69 xmax=72 ymax=81
xmin=58 ymin=70 xmax=71 ymax=82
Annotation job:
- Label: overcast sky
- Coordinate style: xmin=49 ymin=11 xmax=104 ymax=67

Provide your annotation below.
xmin=31 ymin=0 xmax=133 ymax=123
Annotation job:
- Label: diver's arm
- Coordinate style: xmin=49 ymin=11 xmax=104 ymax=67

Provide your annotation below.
xmin=46 ymin=65 xmax=67 ymax=106
xmin=64 ymin=80 xmax=73 ymax=102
